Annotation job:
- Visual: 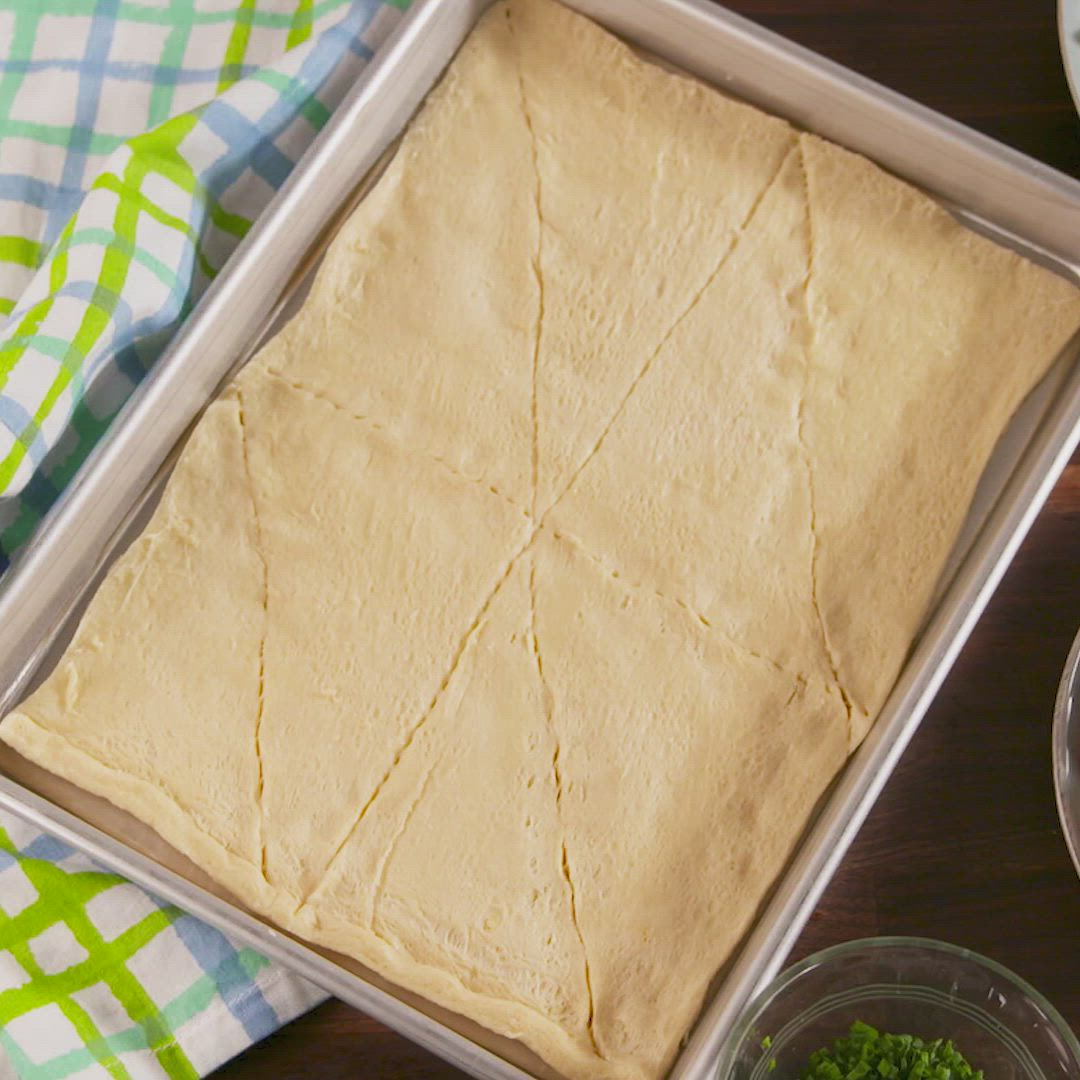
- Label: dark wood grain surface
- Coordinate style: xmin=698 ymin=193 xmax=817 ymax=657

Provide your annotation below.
xmin=219 ymin=2 xmax=1080 ymax=1075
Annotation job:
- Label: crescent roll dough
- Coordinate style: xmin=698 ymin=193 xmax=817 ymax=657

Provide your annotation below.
xmin=4 ymin=2 xmax=1079 ymax=1078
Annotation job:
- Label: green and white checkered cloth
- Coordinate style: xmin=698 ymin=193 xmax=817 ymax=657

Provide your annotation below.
xmin=0 ymin=1 xmax=413 ymax=1074
xmin=0 ymin=816 xmax=327 ymax=1078
xmin=0 ymin=0 xmax=408 ymax=554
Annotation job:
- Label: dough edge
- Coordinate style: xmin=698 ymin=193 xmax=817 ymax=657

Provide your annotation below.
xmin=0 ymin=710 xmax=646 ymax=1080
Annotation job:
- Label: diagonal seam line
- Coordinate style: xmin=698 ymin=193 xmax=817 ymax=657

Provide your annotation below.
xmin=506 ymin=4 xmax=545 ymax=522
xmin=529 ymin=557 xmax=602 ymax=1058
xmin=237 ymin=388 xmax=271 ymax=885
xmin=796 ymin=137 xmax=863 ymax=743
xmin=298 ymin=528 xmax=542 ymax=909
xmin=539 ymin=138 xmax=801 ymax=522
xmin=261 ymin=366 xmax=530 ymax=517
xmin=547 ymin=525 xmax=830 ymax=698
xmin=368 ymin=762 xmax=438 ymax=934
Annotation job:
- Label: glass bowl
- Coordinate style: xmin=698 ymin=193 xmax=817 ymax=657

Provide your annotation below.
xmin=1053 ymin=626 xmax=1080 ymax=880
xmin=716 ymin=937 xmax=1080 ymax=1079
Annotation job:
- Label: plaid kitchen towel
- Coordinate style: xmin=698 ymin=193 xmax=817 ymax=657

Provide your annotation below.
xmin=0 ymin=815 xmax=327 ymax=1078
xmin=0 ymin=0 xmax=409 ymax=558
xmin=0 ymin=0 xmax=414 ymax=1074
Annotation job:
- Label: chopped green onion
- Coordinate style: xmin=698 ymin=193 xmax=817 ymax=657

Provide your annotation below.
xmin=798 ymin=1020 xmax=984 ymax=1079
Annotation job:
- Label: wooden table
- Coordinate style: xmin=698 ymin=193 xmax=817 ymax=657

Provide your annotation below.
xmin=221 ymin=1 xmax=1080 ymax=1074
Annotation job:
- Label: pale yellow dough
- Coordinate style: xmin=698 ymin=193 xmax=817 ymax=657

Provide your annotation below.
xmin=3 ymin=1 xmax=1080 ymax=1079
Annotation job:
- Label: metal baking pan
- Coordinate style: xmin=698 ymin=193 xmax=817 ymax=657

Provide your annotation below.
xmin=1 ymin=1 xmax=1079 ymax=1078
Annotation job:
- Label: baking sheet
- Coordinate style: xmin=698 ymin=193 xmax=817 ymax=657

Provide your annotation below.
xmin=0 ymin=2 xmax=1079 ymax=1080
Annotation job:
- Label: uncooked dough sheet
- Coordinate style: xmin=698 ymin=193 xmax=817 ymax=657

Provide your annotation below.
xmin=3 ymin=3 xmax=1080 ymax=1079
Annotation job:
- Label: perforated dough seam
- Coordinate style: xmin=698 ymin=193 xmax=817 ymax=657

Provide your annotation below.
xmin=548 ymin=525 xmax=830 ymax=698
xmin=236 ymin=387 xmax=272 ymax=886
xmin=541 ymin=137 xmax=800 ymax=519
xmin=261 ymin=366 xmax=531 ymax=519
xmin=795 ymin=136 xmax=864 ymax=744
xmin=529 ymin=556 xmax=602 ymax=1058
xmin=298 ymin=530 xmax=541 ymax=911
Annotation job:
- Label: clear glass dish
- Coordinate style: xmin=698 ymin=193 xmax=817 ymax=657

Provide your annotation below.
xmin=1053 ymin=627 xmax=1080 ymax=879
xmin=716 ymin=936 xmax=1080 ymax=1079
